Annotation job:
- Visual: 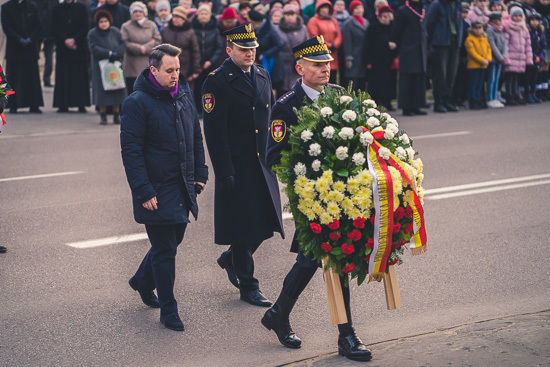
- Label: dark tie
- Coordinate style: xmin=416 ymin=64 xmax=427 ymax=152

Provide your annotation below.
xmin=244 ymin=71 xmax=252 ymax=85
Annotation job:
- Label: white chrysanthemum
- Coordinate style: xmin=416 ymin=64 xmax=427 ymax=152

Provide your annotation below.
xmin=367 ymin=108 xmax=380 ymax=116
xmin=294 ymin=162 xmax=307 ymax=176
xmin=387 ymin=118 xmax=398 ymax=128
xmin=340 ymin=95 xmax=353 ymax=104
xmin=362 ymin=99 xmax=376 ymax=108
xmin=406 ymin=147 xmax=416 ymax=161
xmin=335 ymin=146 xmax=348 ymax=160
xmin=381 ymin=112 xmax=391 ymax=120
xmin=359 ymin=131 xmax=374 ymax=146
xmin=352 ymin=152 xmax=366 ymax=166
xmin=311 ymin=159 xmax=321 ymax=171
xmin=308 ymin=143 xmax=321 ymax=156
xmin=342 ymin=110 xmax=357 ymax=122
xmin=378 ymin=147 xmax=391 ymax=160
xmin=301 ymin=129 xmax=313 ymax=142
xmin=384 ymin=129 xmax=395 ymax=140
xmin=338 ymin=127 xmax=355 ymax=139
xmin=366 ymin=117 xmax=380 ymax=128
xmin=395 ymin=146 xmax=407 ymax=161
xmin=399 ymin=133 xmax=410 ymax=144
xmin=386 ymin=123 xmax=399 ymax=134
xmin=320 ymin=107 xmax=333 ymax=117
xmin=322 ymin=126 xmax=335 ymax=138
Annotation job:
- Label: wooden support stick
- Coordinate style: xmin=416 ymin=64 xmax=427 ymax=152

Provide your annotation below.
xmin=322 ymin=258 xmax=348 ymax=325
xmin=383 ymin=265 xmax=402 ymax=310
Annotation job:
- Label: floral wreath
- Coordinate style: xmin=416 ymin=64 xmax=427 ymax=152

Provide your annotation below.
xmin=0 ymin=65 xmax=15 ymax=128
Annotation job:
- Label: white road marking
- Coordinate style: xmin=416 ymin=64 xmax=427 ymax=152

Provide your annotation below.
xmin=424 ymin=173 xmax=550 ymax=194
xmin=67 ymin=233 xmax=149 ymax=249
xmin=0 ymin=171 xmax=84 ymax=183
xmin=425 ymin=179 xmax=550 ymax=200
xmin=413 ymin=131 xmax=471 ymax=140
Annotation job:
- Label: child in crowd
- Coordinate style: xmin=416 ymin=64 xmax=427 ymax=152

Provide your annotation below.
xmin=453 ymin=2 xmax=472 ymax=107
xmin=467 ymin=0 xmax=491 ymax=25
xmin=154 ymin=0 xmax=172 ymax=31
xmin=503 ymin=6 xmax=533 ymax=105
xmin=465 ymin=19 xmax=492 ymax=109
xmin=486 ymin=11 xmax=507 ymax=107
xmin=489 ymin=0 xmax=506 ymax=14
xmin=525 ymin=12 xmax=547 ymax=102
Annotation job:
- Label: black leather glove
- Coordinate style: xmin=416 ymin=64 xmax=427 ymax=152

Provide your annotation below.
xmin=194 ymin=183 xmax=204 ymax=195
xmin=108 ymin=52 xmax=120 ymax=62
xmin=220 ymin=175 xmax=235 ymax=192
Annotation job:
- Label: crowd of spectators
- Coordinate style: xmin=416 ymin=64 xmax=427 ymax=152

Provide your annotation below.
xmin=1 ymin=0 xmax=549 ymax=120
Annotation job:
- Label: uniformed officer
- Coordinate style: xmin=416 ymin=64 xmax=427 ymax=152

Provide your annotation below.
xmin=201 ymin=24 xmax=285 ymax=307
xmin=261 ymin=36 xmax=373 ymax=362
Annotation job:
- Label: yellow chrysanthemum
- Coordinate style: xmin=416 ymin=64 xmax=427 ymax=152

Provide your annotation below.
xmin=319 ymin=212 xmax=333 ymax=225
xmin=341 ymin=198 xmax=354 ymax=211
xmin=404 ymin=189 xmax=415 ymax=207
xmin=326 ymin=201 xmax=340 ymax=216
xmin=333 ymin=181 xmax=346 ymax=192
xmin=394 ymin=195 xmax=400 ymax=210
xmin=322 ymin=170 xmax=334 ymax=183
xmin=356 ymin=169 xmax=373 ymax=185
xmin=417 ymin=186 xmax=425 ymax=204
xmin=313 ymin=202 xmax=324 ymax=215
xmin=319 ymin=190 xmax=329 ymax=202
xmin=315 ymin=178 xmax=331 ymax=193
xmin=295 ymin=175 xmax=308 ymax=187
xmin=393 ymin=178 xmax=403 ymax=196
xmin=347 ymin=177 xmax=360 ymax=194
xmin=327 ymin=190 xmax=344 ymax=202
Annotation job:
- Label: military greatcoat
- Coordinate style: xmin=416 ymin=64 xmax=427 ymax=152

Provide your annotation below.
xmin=202 ymin=58 xmax=284 ymax=245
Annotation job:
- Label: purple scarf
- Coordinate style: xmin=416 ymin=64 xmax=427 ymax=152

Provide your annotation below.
xmin=148 ymin=72 xmax=178 ymax=99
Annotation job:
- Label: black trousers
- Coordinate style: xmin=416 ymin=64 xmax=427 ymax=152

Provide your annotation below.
xmin=282 ymin=254 xmax=354 ymax=334
xmin=220 ymin=243 xmax=262 ymax=292
xmin=523 ymin=65 xmax=538 ymax=95
xmin=430 ymin=40 xmax=460 ymax=102
xmin=505 ymin=72 xmax=521 ymax=100
xmin=42 ymin=39 xmax=55 ymax=85
xmin=134 ymin=223 xmax=187 ymax=316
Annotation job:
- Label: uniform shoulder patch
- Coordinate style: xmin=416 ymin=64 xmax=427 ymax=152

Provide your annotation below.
xmin=271 ymin=119 xmax=286 ymax=143
xmin=278 ymin=90 xmax=296 ymax=105
xmin=328 ymin=83 xmax=344 ymax=91
xmin=202 ymin=93 xmax=215 ymax=113
xmin=209 ymin=67 xmax=222 ymax=76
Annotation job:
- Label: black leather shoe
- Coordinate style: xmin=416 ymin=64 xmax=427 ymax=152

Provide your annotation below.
xmin=338 ymin=332 xmax=373 ymax=362
xmin=261 ymin=291 xmax=301 ymax=348
xmin=160 ymin=313 xmax=184 ymax=331
xmin=443 ymin=101 xmax=458 ymax=112
xmin=411 ymin=108 xmax=427 ymax=115
xmin=217 ymin=255 xmax=239 ymax=289
xmin=129 ymin=277 xmax=160 ymax=308
xmin=433 ymin=103 xmax=447 ymax=113
xmin=29 ymin=107 xmax=42 ymax=114
xmin=402 ymin=109 xmax=415 ymax=116
xmin=0 ymin=246 xmax=7 ymax=253
xmin=240 ymin=289 xmax=272 ymax=307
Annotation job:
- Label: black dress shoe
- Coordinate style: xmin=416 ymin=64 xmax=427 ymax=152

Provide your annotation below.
xmin=160 ymin=313 xmax=184 ymax=331
xmin=411 ymin=108 xmax=427 ymax=115
xmin=240 ymin=289 xmax=272 ymax=307
xmin=217 ymin=255 xmax=239 ymax=289
xmin=78 ymin=107 xmax=87 ymax=113
xmin=338 ymin=332 xmax=373 ymax=361
xmin=433 ymin=103 xmax=447 ymax=113
xmin=57 ymin=107 xmax=69 ymax=113
xmin=443 ymin=101 xmax=458 ymax=112
xmin=29 ymin=107 xmax=42 ymax=114
xmin=129 ymin=277 xmax=160 ymax=308
xmin=402 ymin=109 xmax=415 ymax=116
xmin=0 ymin=246 xmax=7 ymax=253
xmin=261 ymin=291 xmax=301 ymax=349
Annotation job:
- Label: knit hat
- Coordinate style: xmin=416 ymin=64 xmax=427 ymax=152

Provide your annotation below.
xmin=507 ymin=2 xmax=521 ymax=12
xmin=283 ymin=3 xmax=299 ymax=13
xmin=471 ymin=19 xmax=484 ymax=27
xmin=220 ymin=7 xmax=237 ymax=20
xmin=527 ymin=11 xmax=541 ymax=20
xmin=349 ymin=0 xmax=363 ymax=13
xmin=248 ymin=9 xmax=264 ymax=21
xmin=130 ymin=1 xmax=148 ymax=16
xmin=94 ymin=9 xmax=113 ymax=25
xmin=197 ymin=4 xmax=211 ymax=15
xmin=488 ymin=11 xmax=502 ymax=20
xmin=156 ymin=0 xmax=170 ymax=12
xmin=377 ymin=4 xmax=393 ymax=14
xmin=269 ymin=7 xmax=283 ymax=18
xmin=510 ymin=6 xmax=524 ymax=18
xmin=489 ymin=0 xmax=502 ymax=8
xmin=172 ymin=5 xmax=187 ymax=19
xmin=461 ymin=2 xmax=470 ymax=11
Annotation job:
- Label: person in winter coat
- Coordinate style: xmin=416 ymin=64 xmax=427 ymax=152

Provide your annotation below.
xmin=121 ymin=43 xmax=208 ymax=332
xmin=92 ymin=0 xmax=130 ymax=29
xmin=333 ymin=0 xmax=351 ymax=29
xmin=161 ymin=6 xmax=201 ymax=90
xmin=342 ymin=0 xmax=369 ymax=92
xmin=217 ymin=7 xmax=239 ymax=66
xmin=121 ymin=1 xmax=162 ymax=94
xmin=465 ymin=19 xmax=492 ymax=109
xmin=365 ymin=5 xmax=398 ymax=110
xmin=524 ymin=12 xmax=547 ymax=103
xmin=503 ymin=6 xmax=533 ymax=105
xmin=391 ymin=0 xmax=429 ymax=116
xmin=486 ymin=11 xmax=507 ymax=107
xmin=34 ymin=0 xmax=58 ymax=87
xmin=154 ymin=0 xmax=172 ymax=31
xmin=52 ymin=0 xmax=91 ymax=113
xmin=534 ymin=0 xmax=550 ymax=100
xmin=275 ymin=4 xmax=309 ymax=93
xmin=192 ymin=4 xmax=222 ymax=111
xmin=88 ymin=10 xmax=128 ymax=124
xmin=466 ymin=0 xmax=491 ymax=25
xmin=0 ymin=0 xmax=43 ymax=113
xmin=307 ymin=0 xmax=343 ymax=83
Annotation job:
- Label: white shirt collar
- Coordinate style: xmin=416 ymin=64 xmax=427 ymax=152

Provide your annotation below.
xmin=301 ymin=81 xmax=322 ymax=101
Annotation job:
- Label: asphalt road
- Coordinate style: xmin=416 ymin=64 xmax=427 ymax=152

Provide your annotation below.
xmin=1 ymin=89 xmax=549 ymax=367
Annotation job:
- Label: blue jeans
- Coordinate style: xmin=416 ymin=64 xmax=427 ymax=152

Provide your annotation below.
xmin=468 ymin=69 xmax=486 ymax=102
xmin=487 ymin=63 xmax=502 ymax=101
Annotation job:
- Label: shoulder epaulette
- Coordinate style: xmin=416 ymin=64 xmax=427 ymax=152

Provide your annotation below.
xmin=278 ymin=90 xmax=296 ymax=104
xmin=327 ymin=83 xmax=344 ymax=90
xmin=209 ymin=67 xmax=222 ymax=76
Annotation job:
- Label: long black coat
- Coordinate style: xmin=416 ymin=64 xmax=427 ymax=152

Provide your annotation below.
xmin=1 ymin=0 xmax=41 ymax=61
xmin=202 ymin=58 xmax=284 ymax=245
xmin=364 ymin=21 xmax=398 ymax=100
xmin=390 ymin=1 xmax=428 ymax=74
xmin=121 ymin=70 xmax=208 ymax=225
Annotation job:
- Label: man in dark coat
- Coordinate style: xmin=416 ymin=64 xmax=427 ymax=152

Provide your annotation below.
xmin=52 ymin=0 xmax=91 ymax=112
xmin=32 ymin=0 xmax=58 ymax=87
xmin=1 ymin=0 xmax=44 ymax=113
xmin=121 ymin=44 xmax=208 ymax=332
xmin=262 ymin=36 xmax=373 ymax=363
xmin=201 ymin=24 xmax=285 ymax=307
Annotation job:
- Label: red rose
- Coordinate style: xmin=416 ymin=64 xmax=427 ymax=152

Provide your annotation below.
xmin=405 ymin=206 xmax=413 ymax=218
xmin=321 ymin=242 xmax=332 ymax=253
xmin=404 ymin=222 xmax=414 ymax=234
xmin=389 ymin=258 xmax=398 ymax=266
xmin=393 ymin=223 xmax=401 ymax=233
xmin=394 ymin=207 xmax=405 ymax=220
xmin=329 ymin=232 xmax=341 ymax=241
xmin=6 ymin=90 xmax=15 ymax=96
xmin=353 ymin=217 xmax=365 ymax=229
xmin=365 ymin=238 xmax=374 ymax=248
xmin=393 ymin=240 xmax=403 ymax=249
xmin=327 ymin=220 xmax=340 ymax=230
xmin=342 ymin=263 xmax=355 ymax=273
xmin=369 ymin=214 xmax=376 ymax=225
xmin=341 ymin=243 xmax=355 ymax=254
xmin=310 ymin=223 xmax=322 ymax=233
xmin=347 ymin=229 xmax=361 ymax=242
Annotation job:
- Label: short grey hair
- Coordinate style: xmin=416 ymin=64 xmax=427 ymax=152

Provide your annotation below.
xmin=149 ymin=44 xmax=181 ymax=69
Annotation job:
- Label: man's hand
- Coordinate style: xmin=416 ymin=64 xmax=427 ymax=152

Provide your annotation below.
xmin=220 ymin=176 xmax=235 ymax=192
xmin=389 ymin=42 xmax=397 ymax=50
xmin=194 ymin=181 xmax=205 ymax=195
xmin=142 ymin=197 xmax=158 ymax=211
